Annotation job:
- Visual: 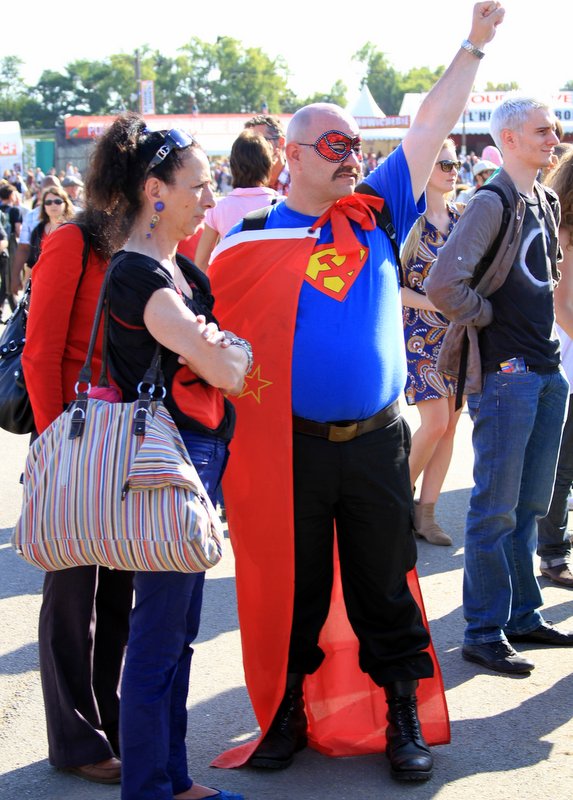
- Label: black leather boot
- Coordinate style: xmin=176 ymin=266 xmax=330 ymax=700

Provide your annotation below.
xmin=249 ymin=673 xmax=308 ymax=769
xmin=384 ymin=680 xmax=433 ymax=781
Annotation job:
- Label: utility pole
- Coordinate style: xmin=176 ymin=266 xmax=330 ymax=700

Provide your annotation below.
xmin=134 ymin=49 xmax=141 ymax=113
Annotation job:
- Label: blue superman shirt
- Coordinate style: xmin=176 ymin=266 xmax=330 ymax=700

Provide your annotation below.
xmin=227 ymin=144 xmax=424 ymax=422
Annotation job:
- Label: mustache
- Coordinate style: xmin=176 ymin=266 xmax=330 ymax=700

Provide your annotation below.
xmin=331 ymin=164 xmax=361 ymax=181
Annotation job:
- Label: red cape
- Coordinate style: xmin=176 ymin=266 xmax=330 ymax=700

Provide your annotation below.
xmin=208 ymin=226 xmax=450 ymax=767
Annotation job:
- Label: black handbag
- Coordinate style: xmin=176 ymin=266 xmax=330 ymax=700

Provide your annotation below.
xmin=0 ymin=281 xmax=34 ymax=434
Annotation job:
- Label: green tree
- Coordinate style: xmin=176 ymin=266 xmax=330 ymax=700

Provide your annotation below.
xmin=29 ymin=51 xmax=153 ymax=125
xmin=299 ymin=80 xmax=347 ymax=109
xmin=400 ymin=65 xmax=445 ymax=96
xmin=0 ymin=56 xmax=28 ymax=121
xmin=174 ymin=37 xmax=290 ymax=114
xmin=352 ymin=43 xmax=402 ymax=115
xmin=485 ymin=81 xmax=520 ymax=91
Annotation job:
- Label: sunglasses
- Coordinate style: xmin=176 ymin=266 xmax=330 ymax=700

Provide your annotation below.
xmin=44 ymin=198 xmax=64 ymax=206
xmin=297 ymin=130 xmax=363 ymax=163
xmin=146 ymin=128 xmax=195 ymax=173
xmin=437 ymin=160 xmax=462 ymax=173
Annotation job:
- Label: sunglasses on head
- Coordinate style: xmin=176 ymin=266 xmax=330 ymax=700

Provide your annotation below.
xmin=146 ymin=128 xmax=195 ymax=173
xmin=436 ymin=159 xmax=462 ymax=173
xmin=44 ymin=198 xmax=64 ymax=206
xmin=297 ymin=130 xmax=363 ymax=163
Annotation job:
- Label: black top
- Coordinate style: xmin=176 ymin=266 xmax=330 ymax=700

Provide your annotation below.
xmin=479 ymin=194 xmax=560 ymax=373
xmin=108 ymin=250 xmax=235 ymax=441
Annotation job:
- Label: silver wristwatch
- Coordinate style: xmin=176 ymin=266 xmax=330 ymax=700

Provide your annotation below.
xmin=461 ymin=39 xmax=485 ymax=59
xmin=226 ymin=336 xmax=254 ymax=374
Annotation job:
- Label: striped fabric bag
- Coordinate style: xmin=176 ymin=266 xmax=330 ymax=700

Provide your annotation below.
xmin=12 ymin=397 xmax=225 ymax=572
xmin=12 ymin=263 xmax=225 ymax=573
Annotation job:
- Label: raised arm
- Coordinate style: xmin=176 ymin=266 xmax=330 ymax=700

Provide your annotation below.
xmin=403 ymin=1 xmax=505 ymax=201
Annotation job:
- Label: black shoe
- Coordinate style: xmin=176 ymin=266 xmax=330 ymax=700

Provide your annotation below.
xmin=507 ymin=621 xmax=573 ymax=646
xmin=249 ymin=674 xmax=307 ymax=770
xmin=384 ymin=682 xmax=433 ymax=782
xmin=462 ymin=641 xmax=534 ymax=674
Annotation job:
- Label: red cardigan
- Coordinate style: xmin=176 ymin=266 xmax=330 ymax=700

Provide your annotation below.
xmin=23 ymin=223 xmax=108 ymax=433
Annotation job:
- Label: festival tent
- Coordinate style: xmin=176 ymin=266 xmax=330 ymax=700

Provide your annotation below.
xmin=346 ymin=85 xmax=409 ymax=151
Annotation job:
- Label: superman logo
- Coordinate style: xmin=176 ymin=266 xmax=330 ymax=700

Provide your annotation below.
xmin=305 ymin=245 xmax=368 ymax=301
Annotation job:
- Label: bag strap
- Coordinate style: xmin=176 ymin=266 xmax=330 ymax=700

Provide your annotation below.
xmin=454 ymin=183 xmax=512 ymax=410
xmin=69 ymin=256 xmax=163 ymax=440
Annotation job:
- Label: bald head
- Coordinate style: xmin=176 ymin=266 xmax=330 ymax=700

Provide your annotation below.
xmin=286 ymin=104 xmax=359 ymax=144
xmin=284 ymin=103 xmax=363 ymax=216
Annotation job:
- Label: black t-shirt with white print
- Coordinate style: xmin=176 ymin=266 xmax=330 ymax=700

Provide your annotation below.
xmin=479 ymin=193 xmax=560 ymax=373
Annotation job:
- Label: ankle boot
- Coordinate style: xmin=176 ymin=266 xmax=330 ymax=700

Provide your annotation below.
xmin=414 ymin=502 xmax=452 ymax=546
xmin=384 ymin=680 xmax=433 ymax=781
xmin=249 ymin=673 xmax=307 ymax=769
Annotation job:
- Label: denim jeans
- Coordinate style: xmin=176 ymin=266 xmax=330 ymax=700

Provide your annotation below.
xmin=463 ymin=368 xmax=568 ymax=645
xmin=537 ymin=393 xmax=573 ymax=567
xmin=120 ymin=431 xmax=228 ymax=800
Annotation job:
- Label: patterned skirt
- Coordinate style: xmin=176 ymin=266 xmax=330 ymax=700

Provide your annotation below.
xmin=403 ymin=307 xmax=457 ymax=405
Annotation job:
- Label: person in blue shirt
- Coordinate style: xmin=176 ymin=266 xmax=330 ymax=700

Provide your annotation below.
xmin=210 ymin=1 xmax=505 ymax=784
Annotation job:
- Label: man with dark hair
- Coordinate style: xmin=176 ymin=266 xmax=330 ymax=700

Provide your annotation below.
xmin=427 ymin=96 xmax=573 ymax=675
xmin=0 ymin=183 xmax=27 ymax=239
xmin=245 ymin=113 xmax=290 ymax=195
xmin=209 ymin=2 xmax=505 ymax=783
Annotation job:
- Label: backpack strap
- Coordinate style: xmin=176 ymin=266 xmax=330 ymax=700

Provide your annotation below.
xmin=240 ymin=201 xmax=278 ymax=232
xmin=469 ymin=184 xmax=512 ymax=288
xmin=533 ymin=182 xmax=561 ymax=282
xmin=239 ymin=191 xmax=402 ymax=274
xmin=355 ymin=182 xmax=402 ymax=270
xmin=454 ymin=182 xmax=512 ymax=410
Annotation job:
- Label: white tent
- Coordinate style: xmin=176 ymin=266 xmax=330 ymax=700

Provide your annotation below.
xmin=346 ymin=85 xmax=409 ymax=142
xmin=346 ymin=85 xmax=387 ymax=125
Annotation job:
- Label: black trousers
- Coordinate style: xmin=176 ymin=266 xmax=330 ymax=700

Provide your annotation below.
xmin=288 ymin=417 xmax=434 ymax=686
xmin=38 ymin=565 xmax=133 ymax=768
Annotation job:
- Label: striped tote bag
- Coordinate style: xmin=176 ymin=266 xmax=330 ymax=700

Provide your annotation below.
xmin=12 ymin=397 xmax=225 ymax=572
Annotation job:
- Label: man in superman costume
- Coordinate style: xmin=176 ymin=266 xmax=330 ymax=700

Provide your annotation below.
xmin=209 ymin=3 xmax=505 ymax=782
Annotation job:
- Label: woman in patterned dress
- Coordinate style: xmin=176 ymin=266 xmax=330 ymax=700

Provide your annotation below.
xmin=401 ymin=139 xmax=464 ymax=545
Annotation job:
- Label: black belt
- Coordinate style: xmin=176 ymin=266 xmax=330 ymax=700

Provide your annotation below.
xmin=292 ymin=400 xmax=401 ymax=443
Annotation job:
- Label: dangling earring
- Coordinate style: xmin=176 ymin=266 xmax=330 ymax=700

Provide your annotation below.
xmin=146 ymin=200 xmax=165 ymax=238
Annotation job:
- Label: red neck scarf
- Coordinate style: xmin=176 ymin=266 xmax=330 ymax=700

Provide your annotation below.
xmin=310 ymin=192 xmax=386 ymax=256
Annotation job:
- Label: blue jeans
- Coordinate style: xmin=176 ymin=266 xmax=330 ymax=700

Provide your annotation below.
xmin=463 ymin=369 xmax=568 ymax=645
xmin=120 ymin=431 xmax=229 ymax=800
xmin=537 ymin=393 xmax=573 ymax=567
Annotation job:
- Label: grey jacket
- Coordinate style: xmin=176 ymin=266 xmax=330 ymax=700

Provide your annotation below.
xmin=425 ymin=168 xmax=561 ymax=394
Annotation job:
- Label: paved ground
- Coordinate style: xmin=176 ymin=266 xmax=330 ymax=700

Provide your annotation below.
xmin=1 ymin=404 xmax=572 ymax=799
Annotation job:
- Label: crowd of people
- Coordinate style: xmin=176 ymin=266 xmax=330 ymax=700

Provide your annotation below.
xmin=6 ymin=2 xmax=573 ymax=798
